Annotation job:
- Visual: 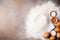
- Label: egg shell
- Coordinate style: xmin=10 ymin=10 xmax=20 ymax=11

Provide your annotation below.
xmin=55 ymin=21 xmax=60 ymax=27
xmin=50 ymin=30 xmax=56 ymax=36
xmin=49 ymin=36 xmax=56 ymax=40
xmin=43 ymin=32 xmax=50 ymax=38
xmin=51 ymin=17 xmax=58 ymax=24
xmin=57 ymin=33 xmax=60 ymax=38
xmin=54 ymin=28 xmax=60 ymax=32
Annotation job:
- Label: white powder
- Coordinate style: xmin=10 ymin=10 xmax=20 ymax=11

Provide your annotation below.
xmin=25 ymin=1 xmax=59 ymax=40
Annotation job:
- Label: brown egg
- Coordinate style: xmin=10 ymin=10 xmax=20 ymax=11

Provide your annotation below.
xmin=57 ymin=33 xmax=60 ymax=38
xmin=54 ymin=28 xmax=60 ymax=32
xmin=51 ymin=17 xmax=58 ymax=24
xmin=43 ymin=32 xmax=50 ymax=38
xmin=49 ymin=36 xmax=56 ymax=40
xmin=55 ymin=21 xmax=60 ymax=27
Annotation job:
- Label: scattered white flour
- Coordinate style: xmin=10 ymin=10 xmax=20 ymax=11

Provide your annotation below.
xmin=25 ymin=1 xmax=59 ymax=40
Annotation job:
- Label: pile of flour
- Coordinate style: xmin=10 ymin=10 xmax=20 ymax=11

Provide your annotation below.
xmin=25 ymin=1 xmax=59 ymax=40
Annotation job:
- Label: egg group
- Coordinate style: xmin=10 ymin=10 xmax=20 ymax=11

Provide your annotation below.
xmin=44 ymin=21 xmax=60 ymax=40
xmin=43 ymin=11 xmax=60 ymax=40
